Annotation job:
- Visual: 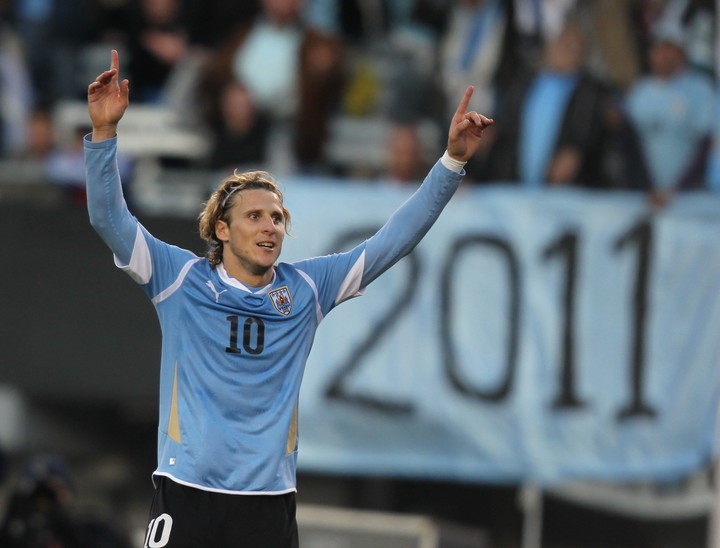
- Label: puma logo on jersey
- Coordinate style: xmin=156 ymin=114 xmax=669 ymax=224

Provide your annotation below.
xmin=206 ymin=281 xmax=228 ymax=303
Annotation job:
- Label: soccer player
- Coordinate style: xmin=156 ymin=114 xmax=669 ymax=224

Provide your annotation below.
xmin=85 ymin=50 xmax=492 ymax=548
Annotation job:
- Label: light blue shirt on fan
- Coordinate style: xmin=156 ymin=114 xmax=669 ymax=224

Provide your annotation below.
xmin=625 ymin=69 xmax=714 ymax=190
xmin=520 ymin=71 xmax=579 ymax=188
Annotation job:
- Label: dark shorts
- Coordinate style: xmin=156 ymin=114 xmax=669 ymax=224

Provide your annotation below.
xmin=144 ymin=476 xmax=299 ymax=548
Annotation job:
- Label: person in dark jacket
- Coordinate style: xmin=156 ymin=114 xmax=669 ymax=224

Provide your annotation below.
xmin=472 ymin=21 xmax=613 ymax=188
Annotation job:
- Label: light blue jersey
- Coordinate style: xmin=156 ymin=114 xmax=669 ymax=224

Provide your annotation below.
xmin=84 ymin=136 xmax=463 ymax=494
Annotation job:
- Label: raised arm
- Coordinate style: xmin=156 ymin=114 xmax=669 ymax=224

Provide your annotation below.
xmin=447 ymin=85 xmax=494 ymax=162
xmin=88 ymin=49 xmax=130 ymax=141
xmin=358 ymin=87 xmax=493 ymax=287
xmin=85 ymin=50 xmax=137 ymax=266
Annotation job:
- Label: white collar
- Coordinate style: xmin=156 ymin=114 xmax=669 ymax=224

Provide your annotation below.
xmin=217 ymin=263 xmax=275 ymax=294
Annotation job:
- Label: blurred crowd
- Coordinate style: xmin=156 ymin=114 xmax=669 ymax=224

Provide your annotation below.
xmin=0 ymin=0 xmax=719 ymax=205
xmin=0 ymin=453 xmax=132 ymax=548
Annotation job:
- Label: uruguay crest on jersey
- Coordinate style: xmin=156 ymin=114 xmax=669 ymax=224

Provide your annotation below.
xmin=269 ymin=286 xmax=293 ymax=316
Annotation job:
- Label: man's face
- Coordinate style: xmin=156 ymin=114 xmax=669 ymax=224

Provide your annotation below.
xmin=216 ymin=189 xmax=286 ymax=280
xmin=649 ymin=41 xmax=685 ymax=79
xmin=262 ymin=0 xmax=303 ymax=26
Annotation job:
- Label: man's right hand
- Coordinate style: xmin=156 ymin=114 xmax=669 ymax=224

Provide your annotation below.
xmin=88 ymin=49 xmax=129 ymax=141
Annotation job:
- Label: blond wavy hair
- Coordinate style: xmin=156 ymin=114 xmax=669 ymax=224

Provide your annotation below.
xmin=198 ymin=170 xmax=291 ymax=266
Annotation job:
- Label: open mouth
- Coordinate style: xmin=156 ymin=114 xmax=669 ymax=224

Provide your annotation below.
xmin=257 ymin=242 xmax=275 ymax=249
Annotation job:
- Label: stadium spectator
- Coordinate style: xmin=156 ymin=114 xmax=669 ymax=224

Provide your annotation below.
xmin=123 ymin=0 xmax=191 ymax=103
xmin=587 ymin=0 xmax=643 ymax=91
xmin=439 ymin=0 xmax=509 ymax=120
xmin=293 ymin=29 xmax=344 ymax=171
xmin=382 ymin=0 xmax=450 ymax=125
xmin=510 ymin=0 xmax=579 ymax=74
xmin=10 ymin=0 xmax=101 ymax=106
xmin=25 ymin=108 xmax=55 ymax=160
xmin=85 ymin=49 xmax=492 ymax=547
xmin=204 ymin=80 xmax=269 ymax=172
xmin=182 ymin=0 xmax=260 ymax=49
xmin=622 ymin=21 xmax=715 ymax=205
xmin=472 ymin=21 xmax=613 ymax=187
xmin=384 ymin=123 xmax=431 ymax=184
xmin=47 ymin=125 xmax=134 ymax=206
xmin=0 ymin=455 xmax=131 ymax=548
xmin=665 ymin=0 xmax=715 ymax=77
xmin=11 ymin=0 xmax=53 ymax=105
xmin=0 ymin=9 xmax=34 ymax=157
xmin=705 ymin=87 xmax=720 ymax=192
xmin=198 ymin=0 xmax=344 ymax=174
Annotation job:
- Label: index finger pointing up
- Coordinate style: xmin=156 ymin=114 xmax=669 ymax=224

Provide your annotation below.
xmin=111 ymin=49 xmax=120 ymax=74
xmin=454 ymin=86 xmax=474 ymax=118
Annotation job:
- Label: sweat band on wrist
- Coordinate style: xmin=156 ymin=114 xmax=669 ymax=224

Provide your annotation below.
xmin=441 ymin=150 xmax=466 ymax=173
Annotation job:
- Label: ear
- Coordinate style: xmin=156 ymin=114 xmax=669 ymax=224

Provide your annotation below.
xmin=215 ymin=219 xmax=230 ymax=242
